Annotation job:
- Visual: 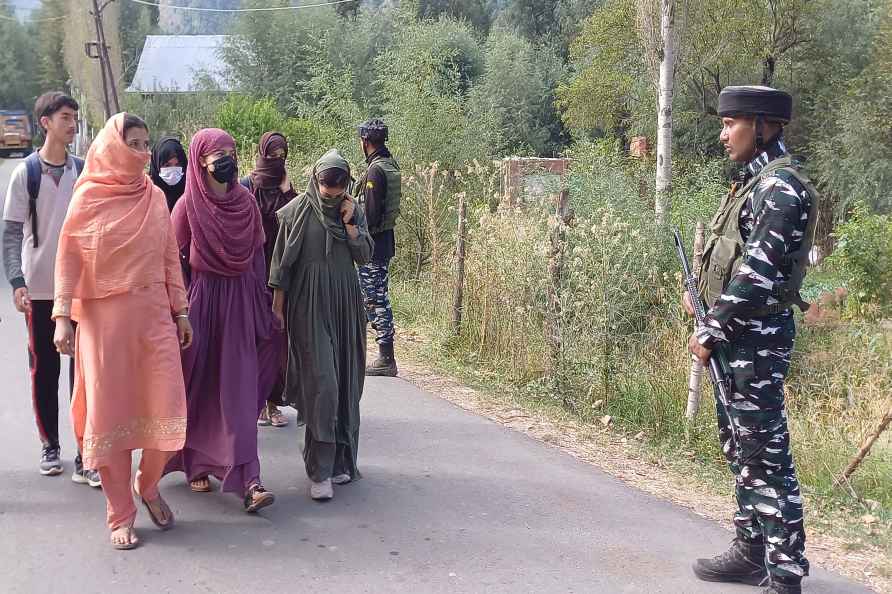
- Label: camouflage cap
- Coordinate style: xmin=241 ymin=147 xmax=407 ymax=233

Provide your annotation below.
xmin=358 ymin=118 xmax=388 ymax=142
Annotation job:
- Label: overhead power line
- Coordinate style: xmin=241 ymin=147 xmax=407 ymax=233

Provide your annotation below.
xmin=0 ymin=12 xmax=69 ymax=22
xmin=126 ymin=0 xmax=358 ymax=12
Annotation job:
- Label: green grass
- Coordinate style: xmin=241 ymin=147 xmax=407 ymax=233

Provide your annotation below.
xmin=391 ymin=275 xmax=892 ymax=559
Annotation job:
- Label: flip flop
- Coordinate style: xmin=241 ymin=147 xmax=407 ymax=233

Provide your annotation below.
xmin=133 ymin=486 xmax=175 ymax=530
xmin=141 ymin=494 xmax=175 ymax=530
xmin=111 ymin=525 xmax=139 ymax=550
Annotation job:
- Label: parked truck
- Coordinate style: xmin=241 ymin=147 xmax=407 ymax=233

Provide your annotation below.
xmin=0 ymin=110 xmax=34 ymax=157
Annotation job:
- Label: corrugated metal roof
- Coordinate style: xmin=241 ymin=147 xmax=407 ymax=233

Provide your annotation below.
xmin=127 ymin=35 xmax=235 ymax=93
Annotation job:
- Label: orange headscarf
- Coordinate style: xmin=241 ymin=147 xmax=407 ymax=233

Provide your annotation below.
xmin=55 ymin=113 xmax=173 ymax=306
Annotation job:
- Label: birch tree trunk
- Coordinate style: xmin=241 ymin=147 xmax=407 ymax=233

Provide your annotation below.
xmin=685 ymin=221 xmax=706 ymax=420
xmin=654 ymin=0 xmax=677 ymax=225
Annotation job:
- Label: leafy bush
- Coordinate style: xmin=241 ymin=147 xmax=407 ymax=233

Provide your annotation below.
xmin=376 ymin=17 xmax=495 ymax=167
xmin=213 ymin=95 xmax=341 ymax=171
xmin=122 ymin=92 xmax=224 ymax=142
xmin=827 ymin=202 xmax=892 ymax=313
xmin=467 ymin=29 xmax=566 ymax=156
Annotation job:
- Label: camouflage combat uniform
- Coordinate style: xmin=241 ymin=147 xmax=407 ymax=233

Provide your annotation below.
xmin=355 ymin=147 xmax=400 ymax=347
xmin=696 ymin=136 xmax=812 ymax=582
xmin=358 ymin=262 xmax=395 ymax=344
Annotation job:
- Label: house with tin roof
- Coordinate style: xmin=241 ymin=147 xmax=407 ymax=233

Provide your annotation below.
xmin=127 ymin=35 xmax=235 ymax=94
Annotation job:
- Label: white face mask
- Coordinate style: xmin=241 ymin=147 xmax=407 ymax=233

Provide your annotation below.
xmin=158 ymin=166 xmax=184 ymax=186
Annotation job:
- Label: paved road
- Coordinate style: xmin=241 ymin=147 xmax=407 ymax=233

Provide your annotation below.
xmin=0 ymin=157 xmax=872 ymax=593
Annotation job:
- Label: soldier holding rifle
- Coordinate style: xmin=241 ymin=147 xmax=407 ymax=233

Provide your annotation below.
xmin=682 ymin=86 xmax=819 ymax=594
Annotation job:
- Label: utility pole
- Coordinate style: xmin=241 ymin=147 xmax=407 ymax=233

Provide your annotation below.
xmin=85 ymin=0 xmax=120 ymax=119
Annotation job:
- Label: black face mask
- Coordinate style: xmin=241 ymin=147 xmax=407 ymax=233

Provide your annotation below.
xmin=210 ymin=155 xmax=237 ymax=184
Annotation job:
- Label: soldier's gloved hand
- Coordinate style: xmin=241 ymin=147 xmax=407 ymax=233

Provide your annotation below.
xmin=688 ymin=333 xmax=711 ymax=365
xmin=682 ymin=292 xmax=695 ymax=317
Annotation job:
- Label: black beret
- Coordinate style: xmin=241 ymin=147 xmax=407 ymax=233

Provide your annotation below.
xmin=717 ymin=86 xmax=793 ymax=123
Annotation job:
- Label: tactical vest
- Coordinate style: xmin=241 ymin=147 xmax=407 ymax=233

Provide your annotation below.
xmin=356 ymin=154 xmax=401 ymax=235
xmin=698 ymin=156 xmax=820 ymax=316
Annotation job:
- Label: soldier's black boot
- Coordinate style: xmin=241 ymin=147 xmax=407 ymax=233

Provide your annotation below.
xmin=692 ymin=538 xmax=768 ymax=586
xmin=366 ymin=342 xmax=398 ymax=377
xmin=762 ymin=576 xmax=802 ymax=594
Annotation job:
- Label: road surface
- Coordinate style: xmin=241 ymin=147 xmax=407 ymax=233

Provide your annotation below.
xmin=0 ymin=157 xmax=871 ymax=593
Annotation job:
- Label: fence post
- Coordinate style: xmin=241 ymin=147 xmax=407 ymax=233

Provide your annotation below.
xmin=685 ymin=221 xmax=706 ymax=421
xmin=545 ymin=188 xmax=571 ymax=388
xmin=451 ymin=192 xmax=467 ymax=335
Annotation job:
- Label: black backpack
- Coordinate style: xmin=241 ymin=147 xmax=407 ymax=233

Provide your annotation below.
xmin=25 ymin=151 xmax=84 ymax=248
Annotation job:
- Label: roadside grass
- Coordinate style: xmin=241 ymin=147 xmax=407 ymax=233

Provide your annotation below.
xmin=391 ymin=276 xmax=892 ymax=562
xmin=386 ymin=152 xmax=890 ymax=581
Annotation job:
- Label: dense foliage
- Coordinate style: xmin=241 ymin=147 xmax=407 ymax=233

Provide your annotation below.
xmin=0 ymin=0 xmax=40 ymax=109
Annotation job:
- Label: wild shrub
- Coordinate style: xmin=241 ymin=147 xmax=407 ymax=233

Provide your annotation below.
xmin=213 ymin=95 xmax=340 ymax=169
xmin=826 ymin=202 xmax=892 ymax=315
xmin=390 ymin=152 xmax=892 ymax=508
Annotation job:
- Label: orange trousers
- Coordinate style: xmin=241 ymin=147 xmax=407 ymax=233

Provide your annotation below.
xmin=97 ymin=449 xmax=174 ymax=530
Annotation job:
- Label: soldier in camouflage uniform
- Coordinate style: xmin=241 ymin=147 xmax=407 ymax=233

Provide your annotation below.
xmin=355 ymin=119 xmax=401 ymax=376
xmin=686 ymin=86 xmax=818 ymax=594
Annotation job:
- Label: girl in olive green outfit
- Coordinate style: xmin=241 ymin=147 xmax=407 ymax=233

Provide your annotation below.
xmin=269 ymin=149 xmax=373 ymax=501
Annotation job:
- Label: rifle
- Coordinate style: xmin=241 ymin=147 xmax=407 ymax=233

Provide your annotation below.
xmin=672 ymin=227 xmax=739 ymax=452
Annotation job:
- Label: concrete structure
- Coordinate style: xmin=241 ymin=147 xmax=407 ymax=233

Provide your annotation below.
xmin=501 ymin=157 xmax=570 ymax=207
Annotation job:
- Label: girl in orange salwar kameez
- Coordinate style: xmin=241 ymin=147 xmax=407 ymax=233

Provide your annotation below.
xmin=52 ymin=113 xmax=193 ymax=550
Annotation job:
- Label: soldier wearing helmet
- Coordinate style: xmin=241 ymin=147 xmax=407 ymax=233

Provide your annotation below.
xmin=685 ymin=86 xmax=819 ymax=594
xmin=355 ymin=118 xmax=401 ymax=376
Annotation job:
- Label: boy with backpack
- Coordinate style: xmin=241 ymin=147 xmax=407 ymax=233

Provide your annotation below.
xmin=2 ymin=91 xmax=99 ymax=487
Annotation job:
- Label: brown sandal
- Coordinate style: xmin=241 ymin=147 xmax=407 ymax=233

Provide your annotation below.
xmin=111 ymin=524 xmax=139 ymax=550
xmin=190 ymin=477 xmax=212 ymax=492
xmin=135 ymin=487 xmax=174 ymax=530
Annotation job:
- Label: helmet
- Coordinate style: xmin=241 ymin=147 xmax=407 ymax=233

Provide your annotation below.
xmin=358 ymin=118 xmax=388 ymax=143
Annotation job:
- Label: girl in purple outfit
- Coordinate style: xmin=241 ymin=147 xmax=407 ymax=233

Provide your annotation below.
xmin=164 ymin=128 xmax=278 ymax=513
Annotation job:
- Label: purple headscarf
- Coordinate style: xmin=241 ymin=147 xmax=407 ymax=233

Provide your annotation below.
xmin=174 ymin=128 xmax=264 ymax=276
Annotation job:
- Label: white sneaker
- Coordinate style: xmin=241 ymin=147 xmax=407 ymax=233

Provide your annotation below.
xmin=331 ymin=473 xmax=351 ymax=485
xmin=310 ymin=479 xmax=333 ymax=501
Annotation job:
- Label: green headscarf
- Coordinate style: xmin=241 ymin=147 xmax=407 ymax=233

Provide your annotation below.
xmin=270 ymin=150 xmax=356 ymax=285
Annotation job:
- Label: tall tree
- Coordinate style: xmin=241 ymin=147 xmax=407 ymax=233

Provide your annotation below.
xmin=469 ymin=29 xmax=566 ymax=156
xmin=119 ymin=0 xmax=159 ymax=85
xmin=158 ymin=0 xmax=240 ymax=34
xmin=0 ymin=0 xmax=40 ymax=108
xmin=335 ymin=0 xmax=362 ymax=21
xmin=555 ymin=0 xmax=646 ymax=140
xmin=641 ymin=0 xmax=684 ymax=224
xmin=416 ymin=0 xmax=492 ymax=32
xmin=500 ymin=0 xmax=557 ymax=40
xmin=35 ymin=0 xmax=68 ymax=92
